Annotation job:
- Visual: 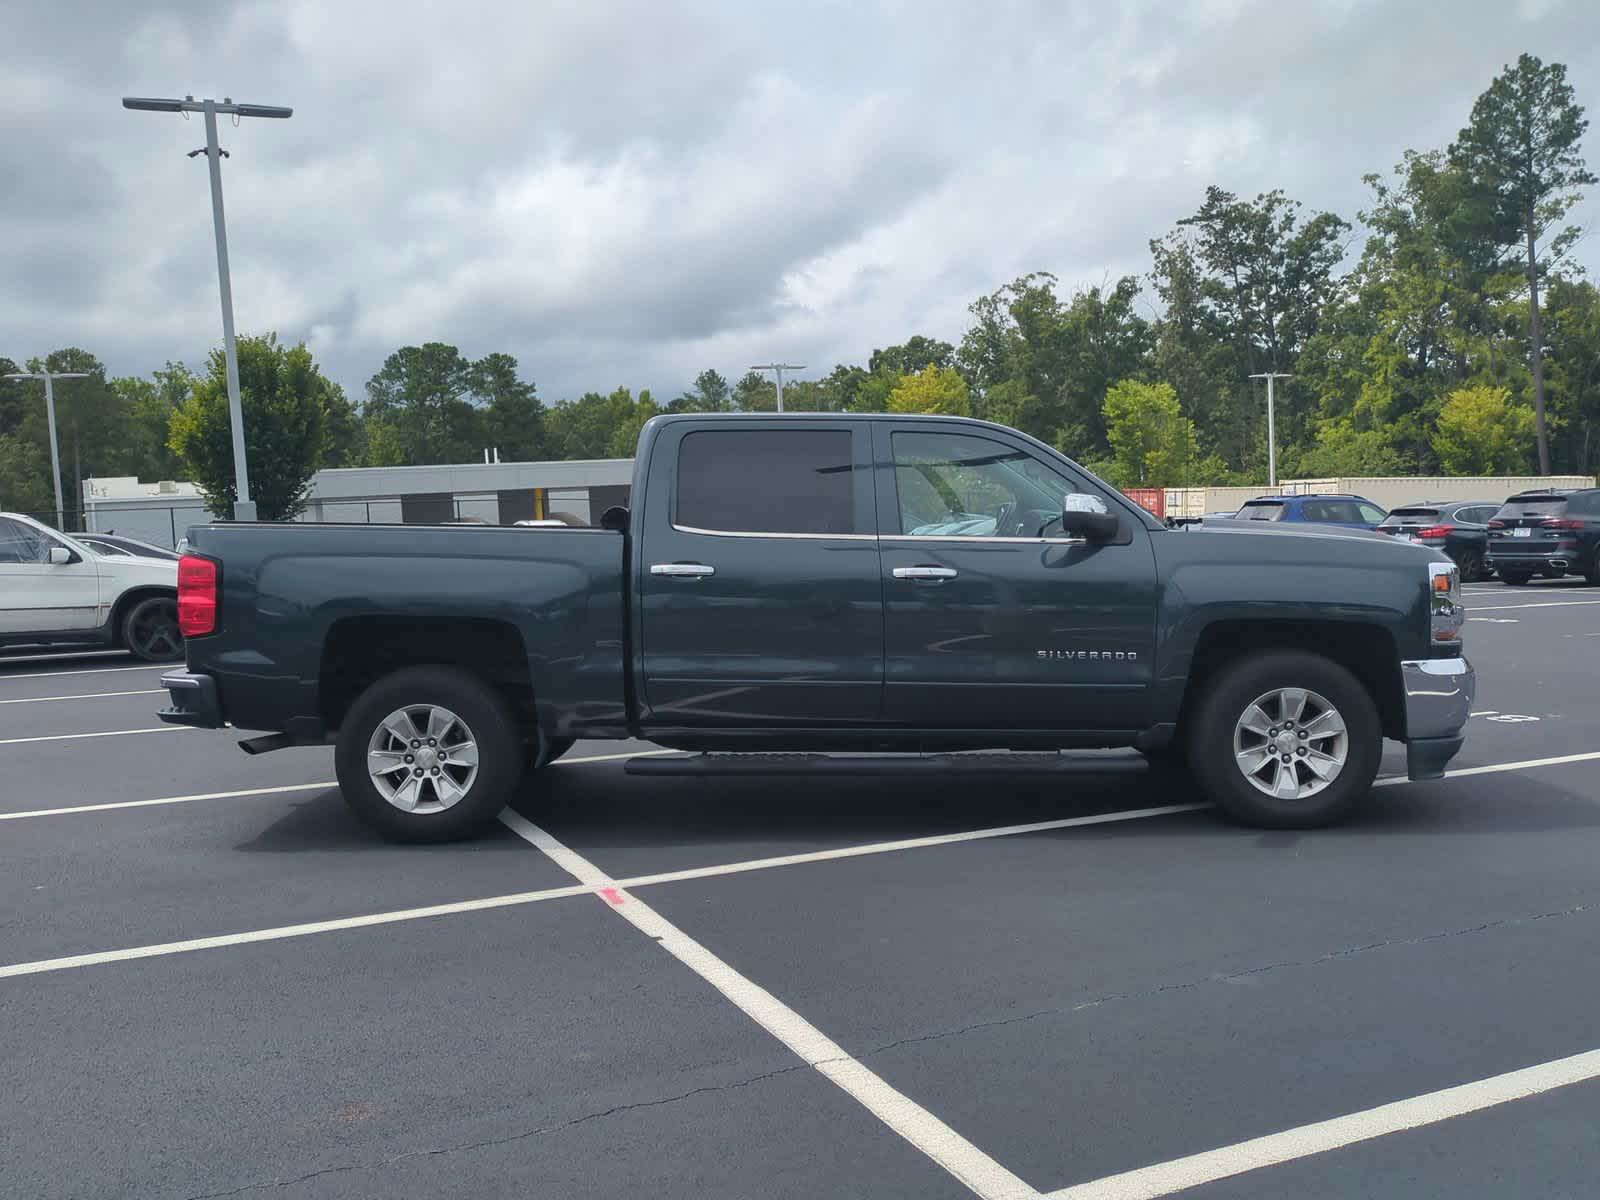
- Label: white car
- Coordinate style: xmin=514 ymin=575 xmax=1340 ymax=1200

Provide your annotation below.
xmin=0 ymin=512 xmax=183 ymax=661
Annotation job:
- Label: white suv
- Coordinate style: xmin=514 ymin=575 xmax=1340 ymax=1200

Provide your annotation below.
xmin=0 ymin=512 xmax=183 ymax=661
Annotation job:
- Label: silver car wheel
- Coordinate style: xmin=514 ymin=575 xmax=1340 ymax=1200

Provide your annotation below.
xmin=1232 ymin=687 xmax=1348 ymax=801
xmin=366 ymin=704 xmax=480 ymax=814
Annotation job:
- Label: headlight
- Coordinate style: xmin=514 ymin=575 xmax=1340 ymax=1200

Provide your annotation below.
xmin=1429 ymin=560 xmax=1462 ymax=645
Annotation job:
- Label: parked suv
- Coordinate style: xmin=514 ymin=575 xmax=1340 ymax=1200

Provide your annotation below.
xmin=1485 ymin=489 xmax=1600 ymax=585
xmin=1377 ymin=501 xmax=1499 ymax=582
xmin=0 ymin=512 xmax=183 ymax=660
xmin=1235 ymin=494 xmax=1388 ymax=529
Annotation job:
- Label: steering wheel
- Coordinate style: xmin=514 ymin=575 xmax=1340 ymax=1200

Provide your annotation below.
xmin=1034 ymin=511 xmax=1064 ymax=538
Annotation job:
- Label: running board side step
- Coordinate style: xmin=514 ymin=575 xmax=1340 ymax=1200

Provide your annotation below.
xmin=624 ymin=752 xmax=1105 ymax=777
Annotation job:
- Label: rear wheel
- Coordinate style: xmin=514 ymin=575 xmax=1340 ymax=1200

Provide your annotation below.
xmin=1456 ymin=547 xmax=1486 ymax=583
xmin=335 ymin=666 xmax=522 ymax=842
xmin=122 ymin=595 xmax=183 ymax=662
xmin=1186 ymin=651 xmax=1380 ymax=828
xmin=1585 ymin=547 xmax=1600 ymax=586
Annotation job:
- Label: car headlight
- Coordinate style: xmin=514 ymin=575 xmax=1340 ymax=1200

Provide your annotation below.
xmin=1429 ymin=560 xmax=1462 ymax=646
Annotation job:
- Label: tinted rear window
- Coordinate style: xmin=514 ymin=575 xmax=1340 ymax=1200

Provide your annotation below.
xmin=677 ymin=429 xmax=856 ymax=535
xmin=1237 ymin=502 xmax=1284 ymax=520
xmin=1493 ymin=496 xmax=1569 ymax=519
xmin=1300 ymin=500 xmax=1363 ymax=523
xmin=1384 ymin=507 xmax=1439 ymax=521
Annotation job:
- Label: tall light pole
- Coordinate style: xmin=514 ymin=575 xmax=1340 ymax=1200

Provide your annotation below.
xmin=750 ymin=363 xmax=805 ymax=412
xmin=3 ymin=369 xmax=89 ymax=529
xmin=1248 ymin=372 xmax=1293 ymax=488
xmin=123 ymin=95 xmax=293 ymax=521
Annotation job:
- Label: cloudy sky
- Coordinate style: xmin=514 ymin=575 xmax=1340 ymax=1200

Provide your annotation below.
xmin=4 ymin=0 xmax=1599 ymax=404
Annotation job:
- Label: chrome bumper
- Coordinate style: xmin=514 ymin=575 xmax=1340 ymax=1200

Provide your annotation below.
xmin=1400 ymin=657 xmax=1474 ymax=780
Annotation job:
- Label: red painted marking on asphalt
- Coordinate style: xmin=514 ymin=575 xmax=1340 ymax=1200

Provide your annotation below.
xmin=600 ymin=887 xmax=626 ymax=906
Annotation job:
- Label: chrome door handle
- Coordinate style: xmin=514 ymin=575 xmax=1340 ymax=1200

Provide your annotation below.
xmin=650 ymin=562 xmax=716 ymax=577
xmin=892 ymin=565 xmax=958 ymax=580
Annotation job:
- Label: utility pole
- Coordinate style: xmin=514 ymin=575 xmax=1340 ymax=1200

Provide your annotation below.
xmin=1248 ymin=372 xmax=1293 ymax=488
xmin=123 ymin=94 xmax=293 ymax=521
xmin=3 ymin=369 xmax=89 ymax=530
xmin=750 ymin=363 xmax=805 ymax=412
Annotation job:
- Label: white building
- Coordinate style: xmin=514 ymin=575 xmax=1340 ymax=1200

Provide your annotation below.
xmin=80 ymin=457 xmax=636 ymax=548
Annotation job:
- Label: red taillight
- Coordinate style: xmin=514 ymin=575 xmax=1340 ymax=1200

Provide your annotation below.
xmin=1415 ymin=525 xmax=1455 ymax=539
xmin=178 ymin=555 xmax=218 ymax=637
xmin=1541 ymin=518 xmax=1584 ymax=530
xmin=1487 ymin=519 xmax=1506 ymax=529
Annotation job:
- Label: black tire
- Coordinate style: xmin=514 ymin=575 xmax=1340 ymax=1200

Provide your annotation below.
xmin=1456 ymin=548 xmax=1486 ymax=583
xmin=1185 ymin=650 xmax=1381 ymax=829
xmin=1498 ymin=568 xmax=1534 ymax=586
xmin=121 ymin=595 xmax=183 ymax=662
xmin=334 ymin=666 xmax=523 ymax=842
xmin=1584 ymin=546 xmax=1600 ymax=587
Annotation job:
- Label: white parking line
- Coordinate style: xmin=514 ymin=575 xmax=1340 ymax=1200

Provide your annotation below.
xmin=501 ymin=811 xmax=1040 ymax=1200
xmin=1373 ymin=750 xmax=1600 ymax=787
xmin=0 ymin=689 xmax=163 ymax=706
xmin=0 ymin=782 xmax=335 ymax=821
xmin=0 ymin=663 xmax=165 ymax=681
xmin=1043 ymin=1047 xmax=1600 ymax=1200
xmin=1467 ymin=600 xmax=1600 ymax=611
xmin=0 ymin=805 xmax=1201 ymax=977
xmin=0 ymin=726 xmax=186 ymax=747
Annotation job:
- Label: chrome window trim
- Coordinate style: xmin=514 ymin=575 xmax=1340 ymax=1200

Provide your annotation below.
xmin=668 ymin=523 xmax=1089 ymax=546
xmin=880 ymin=534 xmax=1089 ymax=546
xmin=671 ymin=523 xmax=877 ymax=542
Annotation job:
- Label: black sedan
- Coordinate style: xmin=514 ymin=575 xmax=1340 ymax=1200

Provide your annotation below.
xmin=1376 ymin=500 xmax=1500 ymax=581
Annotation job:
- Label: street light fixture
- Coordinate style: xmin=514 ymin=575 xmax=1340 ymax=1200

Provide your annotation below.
xmin=751 ymin=363 xmax=806 ymax=412
xmin=3 ymin=369 xmax=89 ymax=530
xmin=122 ymin=94 xmax=292 ymax=521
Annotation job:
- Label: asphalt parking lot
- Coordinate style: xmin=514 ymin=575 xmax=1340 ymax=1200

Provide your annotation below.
xmin=4 ymin=578 xmax=1600 ymax=1200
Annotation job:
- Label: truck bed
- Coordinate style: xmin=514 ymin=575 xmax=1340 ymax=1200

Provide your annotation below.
xmin=180 ymin=523 xmax=628 ymax=738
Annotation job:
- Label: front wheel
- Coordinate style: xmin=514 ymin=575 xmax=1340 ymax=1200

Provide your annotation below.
xmin=122 ymin=595 xmax=183 ymax=662
xmin=1186 ymin=651 xmax=1380 ymax=828
xmin=335 ymin=666 xmax=523 ymax=842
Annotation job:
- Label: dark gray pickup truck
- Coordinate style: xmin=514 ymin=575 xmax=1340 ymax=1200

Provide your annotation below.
xmin=160 ymin=413 xmax=1473 ymax=839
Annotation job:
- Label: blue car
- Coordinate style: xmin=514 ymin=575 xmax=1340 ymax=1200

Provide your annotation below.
xmin=1235 ymin=494 xmax=1389 ymax=530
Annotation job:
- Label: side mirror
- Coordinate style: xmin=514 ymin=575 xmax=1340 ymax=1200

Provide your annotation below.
xmin=1060 ymin=493 xmax=1119 ymax=542
xmin=48 ymin=546 xmax=73 ymax=565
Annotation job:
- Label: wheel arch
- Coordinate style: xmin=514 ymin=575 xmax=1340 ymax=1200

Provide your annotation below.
xmin=109 ymin=585 xmax=178 ymax=645
xmin=1177 ymin=619 xmax=1405 ymax=742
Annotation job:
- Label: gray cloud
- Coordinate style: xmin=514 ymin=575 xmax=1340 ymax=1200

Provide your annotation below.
xmin=1 ymin=0 xmax=1597 ymax=404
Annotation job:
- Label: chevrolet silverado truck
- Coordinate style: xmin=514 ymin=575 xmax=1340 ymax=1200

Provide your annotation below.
xmin=158 ymin=413 xmax=1473 ymax=839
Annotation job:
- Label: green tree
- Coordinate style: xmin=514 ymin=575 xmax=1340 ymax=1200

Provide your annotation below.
xmin=888 ymin=365 xmax=971 ymax=416
xmin=816 ymin=363 xmax=870 ymax=411
xmin=732 ymin=371 xmax=777 ymax=412
xmin=0 ymin=432 xmax=53 ymax=515
xmin=1433 ymin=384 xmax=1535 ymax=475
xmin=1545 ymin=277 xmax=1600 ymax=473
xmin=471 ymin=352 xmax=544 ymax=462
xmin=606 ymin=389 xmax=660 ymax=457
xmin=1451 ymin=53 xmax=1596 ymax=473
xmin=1095 ymin=379 xmax=1197 ymax=488
xmin=1150 ymin=189 xmax=1349 ymax=470
xmin=364 ymin=343 xmax=483 ymax=464
xmin=869 ymin=336 xmax=955 ymax=377
xmin=168 ymin=334 xmax=329 ymax=520
xmin=669 ymin=368 xmax=732 ymax=413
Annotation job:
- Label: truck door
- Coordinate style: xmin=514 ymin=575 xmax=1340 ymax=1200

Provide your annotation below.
xmin=636 ymin=422 xmax=882 ymax=727
xmin=873 ymin=423 xmax=1158 ymax=731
